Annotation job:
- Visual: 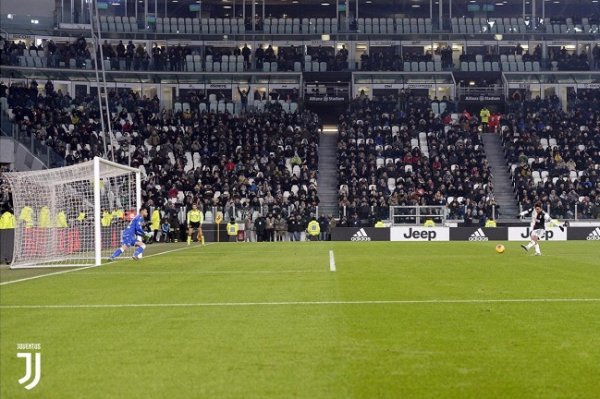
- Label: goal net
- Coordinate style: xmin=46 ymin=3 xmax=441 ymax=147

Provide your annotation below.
xmin=3 ymin=157 xmax=141 ymax=268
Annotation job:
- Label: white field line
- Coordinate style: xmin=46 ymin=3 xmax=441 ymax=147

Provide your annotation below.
xmin=1 ymin=298 xmax=599 ymax=310
xmin=329 ymin=250 xmax=336 ymax=272
xmin=171 ymin=248 xmax=328 ymax=256
xmin=0 ymin=265 xmax=98 ymax=287
xmin=75 ymin=270 xmax=326 ymax=275
xmin=0 ymin=244 xmax=204 ymax=286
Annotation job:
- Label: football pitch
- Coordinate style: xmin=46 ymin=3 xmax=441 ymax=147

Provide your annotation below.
xmin=1 ymin=241 xmax=599 ymax=399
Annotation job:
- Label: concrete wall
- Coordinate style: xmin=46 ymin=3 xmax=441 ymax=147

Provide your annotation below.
xmin=0 ymin=137 xmax=15 ymax=166
xmin=0 ymin=137 xmax=46 ymax=171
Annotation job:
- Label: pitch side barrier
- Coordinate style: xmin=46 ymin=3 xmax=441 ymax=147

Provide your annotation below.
xmin=0 ymin=228 xmax=15 ymax=263
xmin=330 ymin=225 xmax=600 ymax=242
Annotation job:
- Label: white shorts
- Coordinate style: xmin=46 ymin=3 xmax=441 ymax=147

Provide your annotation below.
xmin=531 ymin=229 xmax=545 ymax=239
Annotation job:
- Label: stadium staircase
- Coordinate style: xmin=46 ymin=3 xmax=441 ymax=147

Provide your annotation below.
xmin=481 ymin=133 xmax=520 ymax=219
xmin=316 ymin=125 xmax=339 ymax=217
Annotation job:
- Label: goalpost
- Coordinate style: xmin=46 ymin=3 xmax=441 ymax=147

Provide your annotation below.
xmin=4 ymin=157 xmax=141 ymax=269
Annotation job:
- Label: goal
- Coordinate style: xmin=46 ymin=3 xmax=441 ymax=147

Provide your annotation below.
xmin=3 ymin=157 xmax=141 ymax=268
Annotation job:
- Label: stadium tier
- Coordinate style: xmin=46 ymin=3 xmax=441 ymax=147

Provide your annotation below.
xmin=2 ymin=83 xmax=321 ymax=220
xmin=336 ymin=94 xmax=501 ymax=225
xmin=3 ymin=36 xmax=598 ymax=72
xmin=502 ymin=90 xmax=600 ymax=219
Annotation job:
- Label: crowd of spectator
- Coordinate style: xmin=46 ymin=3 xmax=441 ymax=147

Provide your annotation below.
xmin=548 ymin=46 xmax=590 ymax=71
xmin=2 ymin=80 xmax=598 ymax=228
xmin=239 ymin=213 xmax=334 ymax=243
xmin=506 ymin=90 xmax=562 ymax=113
xmin=567 ymin=88 xmax=600 ymax=112
xmin=2 ymin=80 xmax=323 ymax=226
xmin=502 ymin=91 xmax=600 ymax=219
xmin=4 ymin=36 xmax=598 ymax=74
xmin=337 ymin=92 xmax=497 ymax=225
xmin=507 ymin=43 xmax=542 ymax=59
xmin=359 ymin=48 xmax=404 ymax=71
xmin=0 ymin=166 xmax=12 ymax=213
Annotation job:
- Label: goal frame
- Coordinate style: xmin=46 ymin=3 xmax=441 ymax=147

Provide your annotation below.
xmin=92 ymin=157 xmax=142 ymax=266
xmin=5 ymin=157 xmax=141 ymax=269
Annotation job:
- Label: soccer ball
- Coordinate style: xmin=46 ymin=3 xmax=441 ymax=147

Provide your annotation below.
xmin=495 ymin=244 xmax=505 ymax=254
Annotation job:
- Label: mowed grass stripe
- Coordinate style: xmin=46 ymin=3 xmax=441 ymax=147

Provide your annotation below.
xmin=1 ymin=297 xmax=600 ymax=310
xmin=2 ymin=242 xmax=599 ymax=307
xmin=0 ymin=243 xmax=198 ymax=284
xmin=0 ymin=242 xmax=332 ymax=284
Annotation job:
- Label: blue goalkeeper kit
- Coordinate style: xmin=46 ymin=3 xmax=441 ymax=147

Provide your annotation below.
xmin=122 ymin=214 xmax=146 ymax=246
xmin=109 ymin=214 xmax=147 ymax=260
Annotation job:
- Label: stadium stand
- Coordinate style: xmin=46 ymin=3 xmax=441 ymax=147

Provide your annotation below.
xmin=502 ymin=91 xmax=600 ymax=219
xmin=3 ymin=35 xmax=598 ymax=73
xmin=336 ymin=93 xmax=498 ymax=225
xmin=2 ymin=81 xmax=321 ymax=221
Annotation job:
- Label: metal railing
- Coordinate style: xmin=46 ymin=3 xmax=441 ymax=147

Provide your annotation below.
xmin=389 ymin=205 xmax=448 ymax=226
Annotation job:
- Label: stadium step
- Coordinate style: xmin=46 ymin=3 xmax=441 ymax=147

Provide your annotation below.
xmin=481 ymin=133 xmax=520 ymax=219
xmin=317 ymin=125 xmax=339 ymax=216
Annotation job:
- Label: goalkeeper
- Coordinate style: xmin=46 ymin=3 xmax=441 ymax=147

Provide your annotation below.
xmin=109 ymin=207 xmax=151 ymax=261
xmin=518 ymin=202 xmax=566 ymax=256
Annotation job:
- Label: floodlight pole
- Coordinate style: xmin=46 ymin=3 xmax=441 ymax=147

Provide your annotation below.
xmin=89 ymin=0 xmax=116 ymax=162
xmin=88 ymin=0 xmax=108 ymax=158
xmin=252 ymin=0 xmax=255 ymax=32
xmin=345 ymin=0 xmax=349 ymax=31
xmin=438 ymin=0 xmax=443 ymax=33
xmin=430 ymin=0 xmax=433 ymax=22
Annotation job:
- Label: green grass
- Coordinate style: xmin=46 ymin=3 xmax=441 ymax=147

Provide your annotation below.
xmin=1 ymin=241 xmax=599 ymax=399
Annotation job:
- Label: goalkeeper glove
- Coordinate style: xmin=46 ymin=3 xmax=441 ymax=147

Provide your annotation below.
xmin=144 ymin=231 xmax=153 ymax=238
xmin=559 ymin=225 xmax=564 ymax=232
